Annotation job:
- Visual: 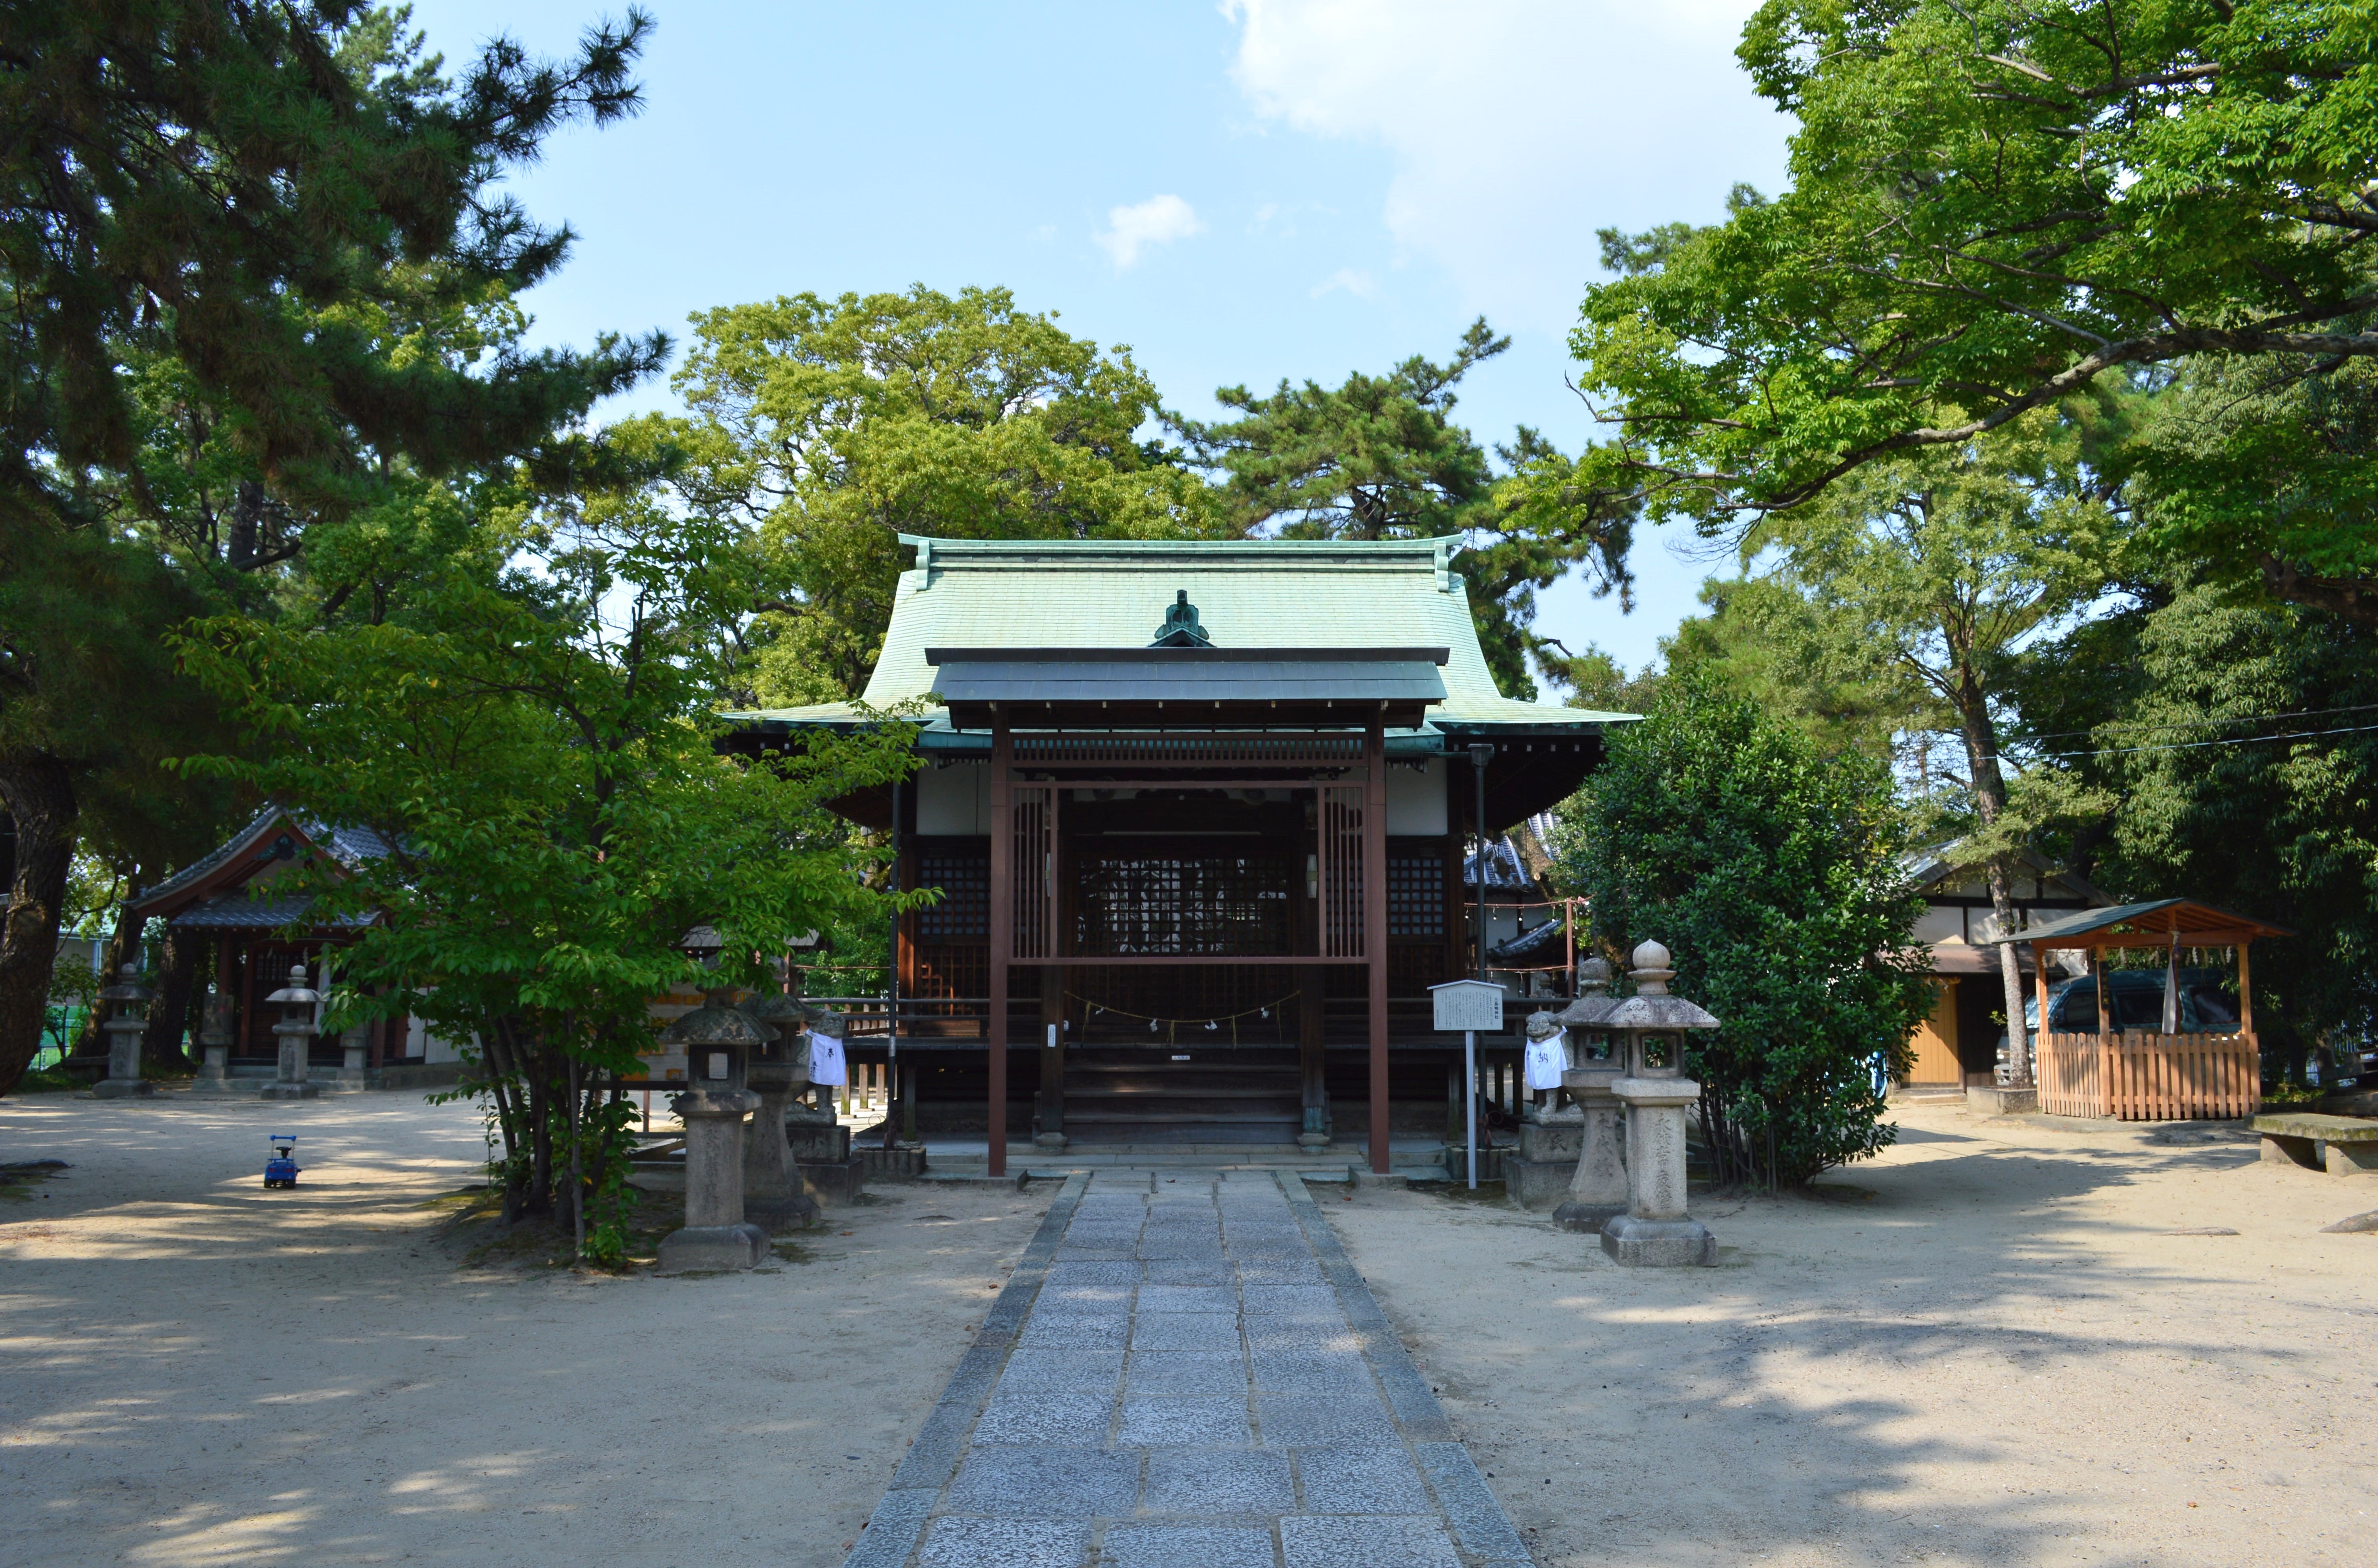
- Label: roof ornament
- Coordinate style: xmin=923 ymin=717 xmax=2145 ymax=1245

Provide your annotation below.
xmin=1149 ymin=589 xmax=1213 ymax=648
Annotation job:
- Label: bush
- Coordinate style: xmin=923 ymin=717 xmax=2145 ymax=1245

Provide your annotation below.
xmin=1557 ymin=674 xmax=1932 ymax=1185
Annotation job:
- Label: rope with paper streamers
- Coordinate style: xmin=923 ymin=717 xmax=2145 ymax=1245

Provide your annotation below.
xmin=1063 ymin=990 xmax=1302 ymax=1047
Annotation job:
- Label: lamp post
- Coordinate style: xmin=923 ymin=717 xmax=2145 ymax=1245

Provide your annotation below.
xmin=653 ymin=926 xmax=771 ymax=1272
xmin=91 ymin=964 xmax=157 ymax=1099
xmin=1596 ymin=940 xmax=1720 ymax=1266
xmin=1551 ymin=954 xmax=1626 ymax=1231
xmin=259 ymin=964 xmax=322 ymax=1100
xmin=738 ymin=980 xmax=816 ymax=1226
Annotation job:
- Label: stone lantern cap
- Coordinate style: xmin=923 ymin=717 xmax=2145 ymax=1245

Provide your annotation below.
xmin=97 ymin=964 xmax=154 ymax=1006
xmin=658 ymin=1002 xmax=775 ymax=1049
xmin=263 ymin=964 xmax=320 ymax=1008
xmin=737 ymin=990 xmax=809 ymax=1029
xmin=1600 ymin=992 xmax=1720 ymax=1031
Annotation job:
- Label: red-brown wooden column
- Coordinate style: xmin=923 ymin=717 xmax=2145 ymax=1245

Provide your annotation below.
xmin=987 ymin=724 xmax=1011 ymax=1178
xmin=1365 ymin=720 xmax=1390 ymax=1174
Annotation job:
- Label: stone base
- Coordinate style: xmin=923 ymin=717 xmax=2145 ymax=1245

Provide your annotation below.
xmin=1352 ymin=1168 xmax=1408 ymax=1190
xmin=857 ymin=1143 xmax=929 ymax=1181
xmin=259 ymin=1082 xmax=321 ymax=1100
xmin=657 ymin=1222 xmax=769 ymax=1274
xmin=1516 ymin=1120 xmax=1583 ymax=1166
xmin=90 ymin=1079 xmax=157 ymax=1099
xmin=745 ymin=1190 xmax=823 ymax=1228
xmin=1296 ymin=1132 xmax=1331 ymax=1151
xmin=1032 ymin=1131 xmax=1070 ymax=1150
xmin=1442 ymin=1142 xmax=1508 ymax=1183
xmin=787 ymin=1120 xmax=849 ymax=1163
xmin=1966 ymin=1086 xmax=2037 ymax=1117
xmin=798 ymin=1155 xmax=867 ymax=1207
xmin=1504 ymin=1155 xmax=1578 ymax=1212
xmin=1552 ymin=1199 xmax=1628 ymax=1233
xmin=1601 ymin=1214 xmax=1717 ymax=1267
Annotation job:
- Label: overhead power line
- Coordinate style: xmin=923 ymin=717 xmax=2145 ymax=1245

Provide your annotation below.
xmin=2021 ymin=700 xmax=2378 ymax=744
xmin=2033 ymin=720 xmax=2378 ymax=761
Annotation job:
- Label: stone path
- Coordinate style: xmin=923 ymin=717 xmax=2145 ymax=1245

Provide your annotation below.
xmin=842 ymin=1169 xmax=1533 ymax=1568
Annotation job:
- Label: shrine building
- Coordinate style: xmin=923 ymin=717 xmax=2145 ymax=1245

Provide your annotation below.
xmin=724 ymin=536 xmax=1629 ymax=1175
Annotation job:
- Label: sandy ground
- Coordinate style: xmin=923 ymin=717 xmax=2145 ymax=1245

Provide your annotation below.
xmin=1329 ymin=1099 xmax=2378 ymax=1568
xmin=0 ymin=1093 xmax=1051 ymax=1568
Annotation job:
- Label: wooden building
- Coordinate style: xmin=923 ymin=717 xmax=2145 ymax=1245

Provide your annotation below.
xmin=725 ymin=537 xmax=1629 ymax=1173
xmin=124 ymin=807 xmax=467 ymax=1087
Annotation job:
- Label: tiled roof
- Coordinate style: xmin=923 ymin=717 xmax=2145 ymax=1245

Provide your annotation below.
xmin=130 ymin=807 xmax=395 ymax=918
xmin=730 ymin=536 xmax=1633 ymax=733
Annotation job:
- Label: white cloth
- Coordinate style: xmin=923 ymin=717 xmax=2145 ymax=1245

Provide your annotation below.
xmin=806 ymin=1033 xmax=847 ymax=1086
xmin=1524 ymin=1028 xmax=1568 ymax=1091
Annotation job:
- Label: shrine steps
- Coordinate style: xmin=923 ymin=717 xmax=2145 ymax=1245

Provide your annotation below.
xmin=1057 ymin=1047 xmax=1304 ymax=1144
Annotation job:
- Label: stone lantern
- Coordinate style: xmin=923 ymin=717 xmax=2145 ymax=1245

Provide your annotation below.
xmin=654 ymin=982 xmax=774 ymax=1274
xmin=1597 ymin=940 xmax=1720 ymax=1266
xmin=91 ymin=965 xmax=158 ymax=1099
xmin=260 ymin=964 xmax=323 ymax=1100
xmin=1551 ymin=954 xmax=1627 ymax=1232
xmin=193 ymin=986 xmax=236 ymax=1094
xmin=737 ymin=986 xmax=816 ymax=1224
xmin=788 ymin=1007 xmax=866 ymax=1204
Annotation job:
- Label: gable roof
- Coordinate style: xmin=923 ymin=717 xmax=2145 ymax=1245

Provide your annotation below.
xmin=732 ymin=535 xmax=1632 ymax=734
xmin=127 ymin=806 xmax=394 ymax=924
xmin=1979 ymin=898 xmax=2292 ymax=948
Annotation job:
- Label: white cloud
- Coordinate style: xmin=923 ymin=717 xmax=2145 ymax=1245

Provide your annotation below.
xmin=1310 ymin=267 xmax=1380 ymax=299
xmin=1095 ymin=194 xmax=1206 ymax=269
xmin=1220 ymin=0 xmax=1789 ymax=331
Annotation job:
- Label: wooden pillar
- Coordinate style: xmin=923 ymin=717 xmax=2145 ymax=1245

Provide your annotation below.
xmin=987 ymin=724 xmax=1011 ymax=1178
xmin=2030 ymin=942 xmax=2049 ymax=1102
xmin=2237 ymin=942 xmax=2253 ymax=1037
xmin=1365 ymin=720 xmax=1390 ymax=1174
xmin=2093 ymin=942 xmax=2113 ymax=1119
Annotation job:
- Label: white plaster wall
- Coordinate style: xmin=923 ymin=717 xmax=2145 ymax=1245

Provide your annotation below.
xmin=917 ymin=761 xmax=989 ymax=835
xmin=1386 ymin=758 xmax=1447 ymax=835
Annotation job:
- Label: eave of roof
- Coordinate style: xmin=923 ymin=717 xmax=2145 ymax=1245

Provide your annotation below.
xmin=1979 ymin=897 xmax=2294 ymax=947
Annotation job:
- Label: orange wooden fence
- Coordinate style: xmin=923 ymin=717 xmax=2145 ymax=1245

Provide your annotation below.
xmin=2037 ymin=1030 xmax=2259 ymax=1120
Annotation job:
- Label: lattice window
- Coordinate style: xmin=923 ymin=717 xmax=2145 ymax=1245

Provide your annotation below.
xmin=917 ymin=854 xmax=988 ymax=940
xmin=1074 ymin=854 xmax=1294 ymax=957
xmin=1387 ymin=854 xmax=1445 ymax=939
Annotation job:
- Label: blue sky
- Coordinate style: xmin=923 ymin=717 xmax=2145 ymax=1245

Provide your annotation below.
xmin=401 ymin=0 xmax=1794 ymax=675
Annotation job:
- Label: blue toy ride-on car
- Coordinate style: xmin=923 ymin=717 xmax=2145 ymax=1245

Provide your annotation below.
xmin=263 ymin=1134 xmax=301 ymax=1189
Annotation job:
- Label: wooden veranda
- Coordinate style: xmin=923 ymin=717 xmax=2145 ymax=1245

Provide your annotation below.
xmin=1995 ymin=899 xmax=2292 ymax=1121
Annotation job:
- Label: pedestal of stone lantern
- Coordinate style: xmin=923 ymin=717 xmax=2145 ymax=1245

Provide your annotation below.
xmin=655 ymin=995 xmax=771 ymax=1274
xmin=1552 ymin=957 xmax=1627 ymax=1231
xmin=738 ymin=989 xmax=819 ymax=1226
xmin=1507 ymin=1010 xmax=1584 ymax=1210
xmin=91 ymin=965 xmax=158 ymax=1099
xmin=259 ymin=965 xmax=322 ymax=1100
xmin=1597 ymin=942 xmax=1718 ymax=1267
xmin=191 ymin=992 xmax=236 ymax=1095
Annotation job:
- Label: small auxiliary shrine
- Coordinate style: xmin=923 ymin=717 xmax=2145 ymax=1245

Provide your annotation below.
xmin=725 ymin=536 xmax=1629 ymax=1174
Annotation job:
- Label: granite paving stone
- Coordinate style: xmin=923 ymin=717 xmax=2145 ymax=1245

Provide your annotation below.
xmin=1139 ymin=1449 xmax=1296 ymax=1514
xmin=837 ymin=1171 xmax=1531 ymax=1568
xmin=1124 ymin=1351 xmax=1249 ymax=1397
xmin=1099 ymin=1525 xmax=1277 ymax=1568
xmin=1116 ymin=1395 xmax=1256 ymax=1447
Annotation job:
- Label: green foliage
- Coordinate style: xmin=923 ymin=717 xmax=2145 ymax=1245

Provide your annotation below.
xmin=1563 ymin=0 xmax=2378 ymax=550
xmin=1178 ymin=321 xmax=1636 ymax=698
xmin=176 ymin=461 xmax=920 ymax=1220
xmin=676 ymin=285 xmax=1228 ymax=705
xmin=2039 ymin=583 xmax=2378 ymax=1075
xmin=1556 ymin=675 xmax=1932 ymax=1184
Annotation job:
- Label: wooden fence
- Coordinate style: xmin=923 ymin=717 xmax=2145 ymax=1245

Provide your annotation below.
xmin=2037 ymin=1030 xmax=2260 ymax=1120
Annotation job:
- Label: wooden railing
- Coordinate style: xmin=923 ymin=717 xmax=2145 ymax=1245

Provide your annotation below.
xmin=2037 ymin=1030 xmax=2259 ymax=1120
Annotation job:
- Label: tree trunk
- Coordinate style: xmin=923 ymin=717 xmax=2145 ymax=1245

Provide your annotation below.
xmin=1952 ymin=676 xmax=2032 ymax=1088
xmin=145 ymin=923 xmax=198 ymax=1070
xmin=0 ymin=757 xmax=76 ymax=1096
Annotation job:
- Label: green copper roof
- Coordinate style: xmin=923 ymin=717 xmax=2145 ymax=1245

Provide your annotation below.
xmin=729 ymin=536 xmax=1628 ymax=734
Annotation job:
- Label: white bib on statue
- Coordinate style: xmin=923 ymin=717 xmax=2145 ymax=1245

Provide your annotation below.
xmin=1524 ymin=1028 xmax=1568 ymax=1091
xmin=807 ymin=1033 xmax=847 ymax=1086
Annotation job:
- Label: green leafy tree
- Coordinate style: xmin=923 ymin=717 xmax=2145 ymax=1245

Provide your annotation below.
xmin=1560 ymin=0 xmax=2378 ymax=613
xmin=0 ymin=1 xmax=665 ymax=1094
xmin=178 ymin=465 xmax=919 ymax=1232
xmin=2020 ymin=582 xmax=2378 ymax=1084
xmin=676 ymin=285 xmax=1228 ymax=706
xmin=1556 ymin=674 xmax=1932 ymax=1185
xmin=1177 ymin=320 xmax=1636 ymax=698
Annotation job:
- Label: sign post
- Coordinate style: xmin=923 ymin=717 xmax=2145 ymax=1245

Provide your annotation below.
xmin=1430 ymin=979 xmax=1506 ymax=1190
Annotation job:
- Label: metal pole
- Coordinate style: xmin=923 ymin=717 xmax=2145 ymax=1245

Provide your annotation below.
xmin=886 ymin=775 xmax=902 ymax=1151
xmin=1469 ymin=745 xmax=1495 ymax=981
xmin=1465 ymin=1028 xmax=1478 ymax=1190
